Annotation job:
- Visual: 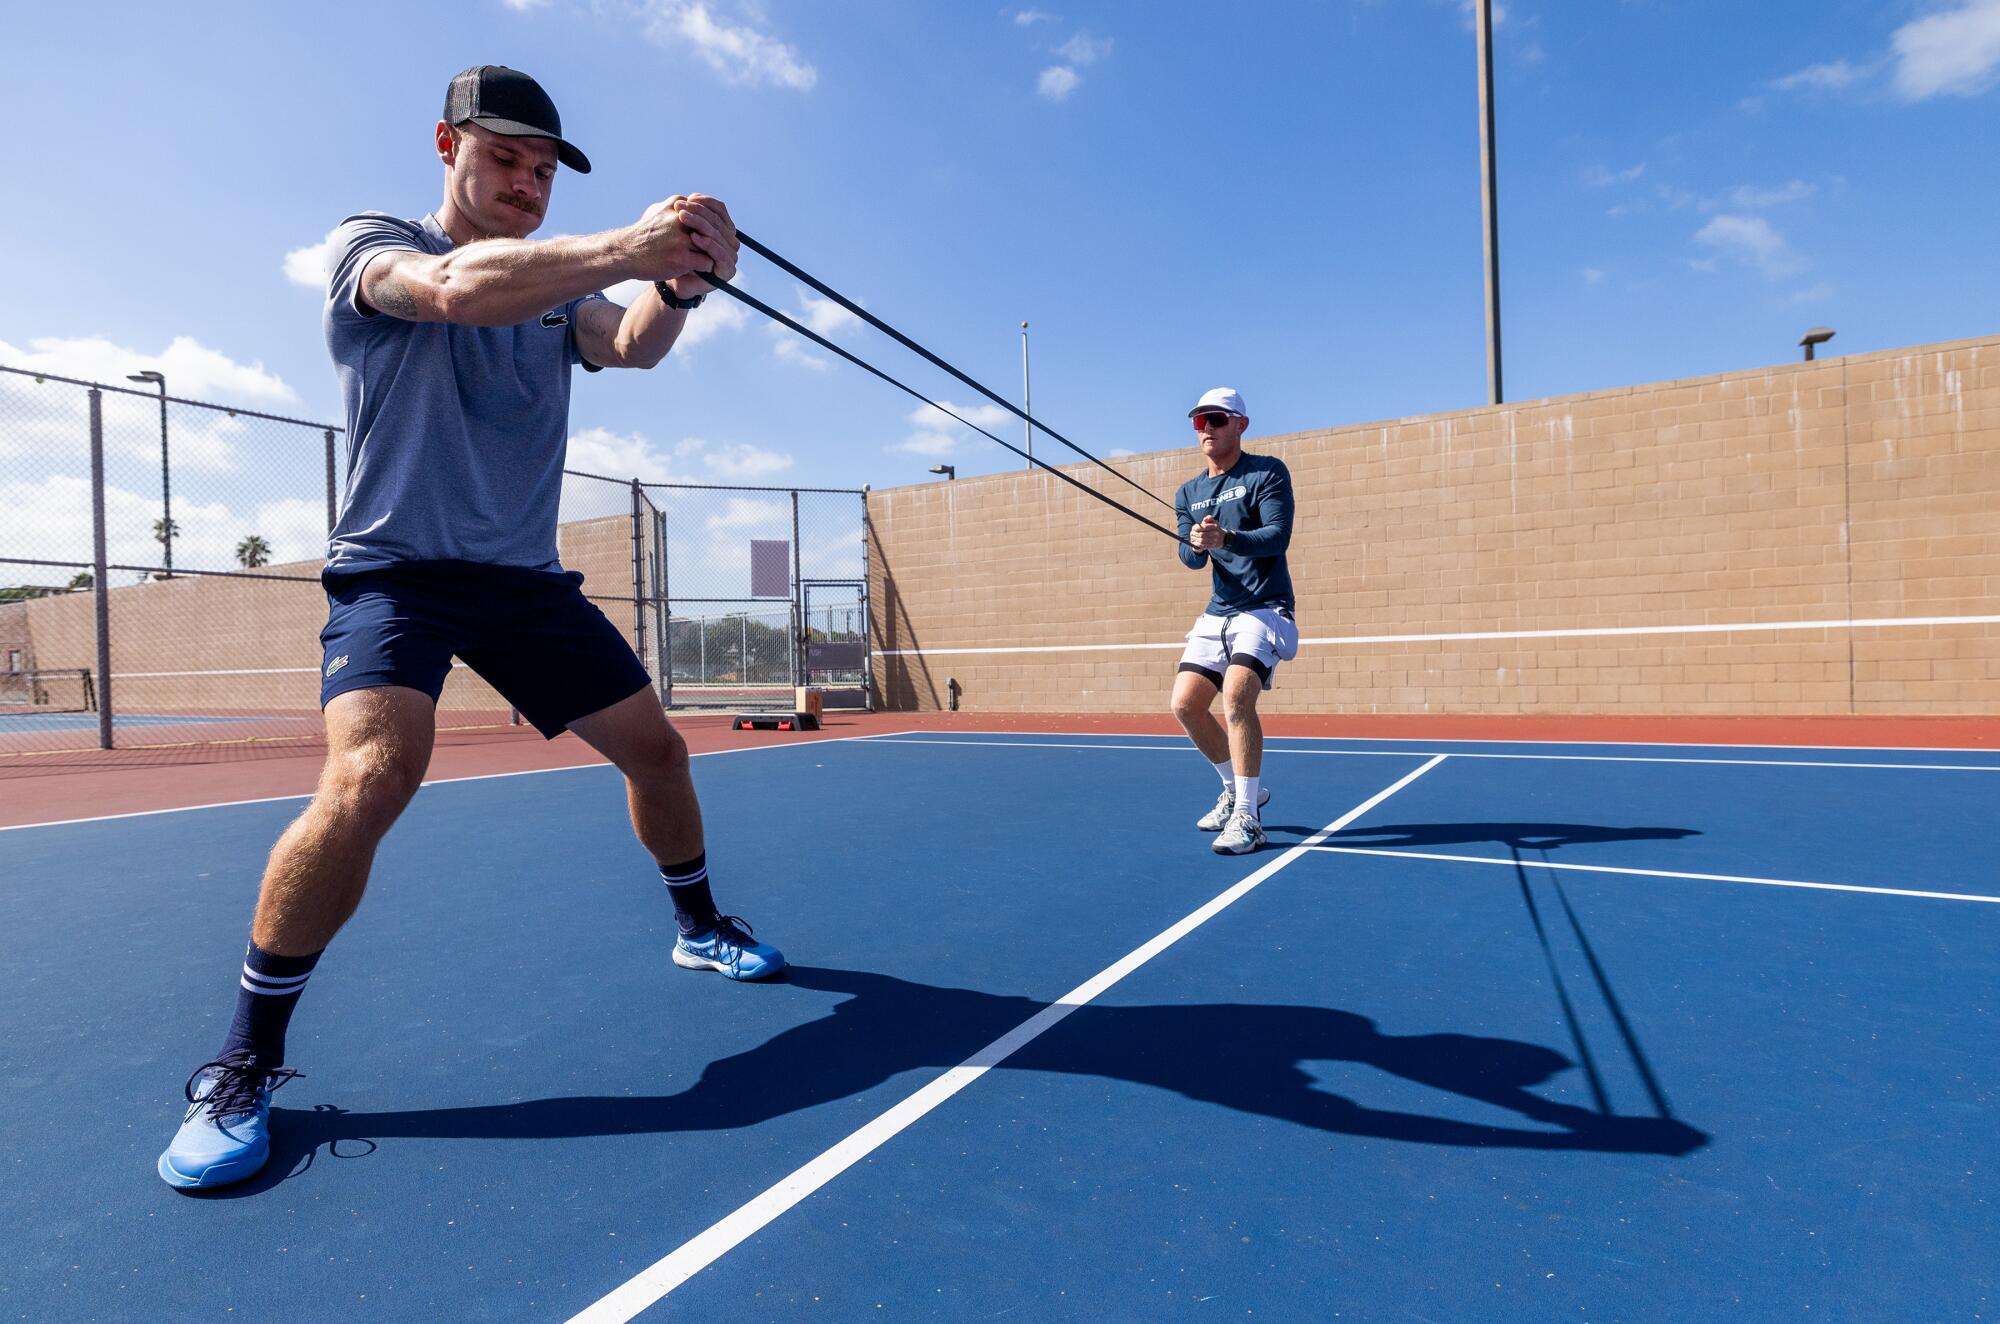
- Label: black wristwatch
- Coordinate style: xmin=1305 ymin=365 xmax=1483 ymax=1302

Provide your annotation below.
xmin=1221 ymin=528 xmax=1236 ymax=550
xmin=654 ymin=280 xmax=706 ymax=311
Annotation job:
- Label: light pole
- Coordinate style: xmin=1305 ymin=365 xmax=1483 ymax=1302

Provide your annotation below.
xmin=1020 ymin=321 xmax=1032 ymax=469
xmin=928 ymin=464 xmax=955 ymax=481
xmin=1799 ymin=327 xmax=1836 ymax=361
xmin=127 ymin=369 xmax=172 ymax=575
xmin=1474 ymin=0 xmax=1503 ymax=405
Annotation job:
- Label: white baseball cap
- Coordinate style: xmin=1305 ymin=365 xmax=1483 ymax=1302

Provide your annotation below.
xmin=1188 ymin=387 xmax=1247 ymax=418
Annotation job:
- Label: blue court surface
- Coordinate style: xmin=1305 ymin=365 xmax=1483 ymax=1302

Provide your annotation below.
xmin=3 ymin=728 xmax=1997 ymax=1321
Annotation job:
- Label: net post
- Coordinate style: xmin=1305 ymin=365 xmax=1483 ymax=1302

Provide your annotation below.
xmin=88 ymin=388 xmax=114 ymax=749
xmin=324 ymin=429 xmax=338 ymax=532
xmin=859 ymin=488 xmax=875 ymax=712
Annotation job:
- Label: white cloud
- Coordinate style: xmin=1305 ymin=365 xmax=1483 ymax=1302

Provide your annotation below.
xmin=907 ymin=400 xmax=1012 ymax=433
xmin=1789 ymin=282 xmax=1837 ymax=305
xmin=797 ymin=293 xmax=859 ymax=336
xmin=0 ymin=335 xmax=302 ymax=475
xmin=1582 ymin=162 xmax=1646 ymax=188
xmin=888 ymin=399 xmax=1016 ymax=457
xmin=646 ymin=1 xmax=817 ymax=90
xmin=705 ymin=496 xmax=790 ymax=530
xmin=771 ymin=336 xmax=831 ymax=371
xmin=886 ymin=431 xmax=963 ymax=458
xmin=1773 ymin=59 xmax=1866 ymax=92
xmin=1108 ymin=447 xmax=1137 ymax=458
xmin=282 ymin=228 xmax=339 ymax=289
xmin=1581 ymin=267 xmax=1604 ymax=285
xmin=702 ymin=441 xmax=794 ymax=480
xmin=1692 ymin=214 xmax=1807 ymax=280
xmin=763 ymin=291 xmax=858 ymax=369
xmin=1707 ymin=179 xmax=1817 ymax=211
xmin=1010 ymin=8 xmax=1055 ymax=25
xmin=1057 ymin=31 xmax=1112 ymax=64
xmin=501 ymin=0 xmax=550 ymax=10
xmin=1037 ymin=66 xmax=1081 ymax=100
xmin=564 ymin=425 xmax=686 ymax=483
xmin=0 ymin=474 xmax=331 ymax=571
xmin=1892 ymin=0 xmax=2000 ymax=99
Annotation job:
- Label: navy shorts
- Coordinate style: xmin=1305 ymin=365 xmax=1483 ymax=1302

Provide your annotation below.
xmin=319 ymin=561 xmax=652 ymax=738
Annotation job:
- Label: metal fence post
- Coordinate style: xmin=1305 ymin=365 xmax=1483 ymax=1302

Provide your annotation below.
xmin=88 ymin=389 xmax=114 ymax=749
xmin=654 ymin=506 xmax=671 ymax=706
xmin=789 ymin=490 xmax=802 ymax=693
xmin=859 ymin=488 xmax=874 ymax=711
xmin=324 ymin=429 xmax=338 ymax=533
xmin=629 ymin=479 xmax=647 ymax=667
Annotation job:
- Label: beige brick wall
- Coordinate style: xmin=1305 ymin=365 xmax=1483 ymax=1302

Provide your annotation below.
xmin=867 ymin=336 xmax=2000 ymax=715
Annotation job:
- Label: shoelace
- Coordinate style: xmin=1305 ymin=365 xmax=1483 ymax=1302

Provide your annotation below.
xmin=183 ymin=1055 xmax=300 ymax=1123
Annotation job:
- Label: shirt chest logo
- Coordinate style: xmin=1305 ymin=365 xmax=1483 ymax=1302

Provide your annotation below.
xmin=539 ymin=310 xmax=569 ymax=328
xmin=1189 ymin=484 xmax=1248 ymax=512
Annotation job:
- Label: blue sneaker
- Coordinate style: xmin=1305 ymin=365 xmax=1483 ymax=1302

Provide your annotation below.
xmin=157 ymin=1055 xmax=298 ymax=1190
xmin=672 ymin=915 xmax=786 ymax=981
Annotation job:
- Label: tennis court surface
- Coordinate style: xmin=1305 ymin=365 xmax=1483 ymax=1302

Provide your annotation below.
xmin=3 ymin=719 xmax=1997 ymax=1321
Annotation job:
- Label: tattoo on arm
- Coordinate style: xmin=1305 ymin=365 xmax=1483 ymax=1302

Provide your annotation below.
xmin=360 ymin=252 xmax=426 ymax=321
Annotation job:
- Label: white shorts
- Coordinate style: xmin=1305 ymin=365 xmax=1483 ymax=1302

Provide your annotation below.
xmin=1177 ymin=607 xmax=1300 ymax=691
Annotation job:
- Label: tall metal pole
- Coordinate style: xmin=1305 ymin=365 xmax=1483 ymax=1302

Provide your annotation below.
xmin=88 ymin=389 xmax=114 ymax=750
xmin=628 ymin=480 xmax=647 ymax=666
xmin=1475 ymin=0 xmax=1504 ymax=405
xmin=789 ymin=490 xmax=803 ymax=693
xmin=1020 ymin=321 xmax=1032 ymax=469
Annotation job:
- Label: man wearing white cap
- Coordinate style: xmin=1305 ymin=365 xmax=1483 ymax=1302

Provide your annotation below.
xmin=1170 ymin=388 xmax=1299 ymax=855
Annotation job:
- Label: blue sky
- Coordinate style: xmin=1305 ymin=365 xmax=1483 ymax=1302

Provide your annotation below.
xmin=3 ymin=0 xmax=1997 ymax=545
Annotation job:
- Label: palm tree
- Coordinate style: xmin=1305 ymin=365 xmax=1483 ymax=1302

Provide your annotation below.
xmin=236 ymin=534 xmax=272 ymax=568
xmin=152 ymin=516 xmax=180 ymax=547
xmin=67 ymin=571 xmax=93 ymax=590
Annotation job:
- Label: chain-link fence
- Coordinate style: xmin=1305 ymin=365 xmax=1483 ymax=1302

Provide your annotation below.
xmin=1 ymin=364 xmax=870 ymax=770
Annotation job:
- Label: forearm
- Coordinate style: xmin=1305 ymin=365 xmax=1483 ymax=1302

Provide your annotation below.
xmin=606 ymin=291 xmax=689 ymax=369
xmin=1178 ymin=542 xmax=1209 ymax=569
xmin=414 ymin=228 xmax=642 ymax=327
xmin=1228 ymin=523 xmax=1290 ymax=556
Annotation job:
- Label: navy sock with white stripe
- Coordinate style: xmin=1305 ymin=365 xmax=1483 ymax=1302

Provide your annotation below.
xmin=218 ymin=941 xmax=321 ymax=1068
xmin=661 ymin=853 xmax=720 ymax=937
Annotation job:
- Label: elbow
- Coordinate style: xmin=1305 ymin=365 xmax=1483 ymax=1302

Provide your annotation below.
xmin=617 ymin=335 xmax=668 ymax=370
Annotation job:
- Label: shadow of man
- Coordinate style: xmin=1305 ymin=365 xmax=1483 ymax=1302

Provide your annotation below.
xmin=227 ymin=965 xmax=1706 ymax=1196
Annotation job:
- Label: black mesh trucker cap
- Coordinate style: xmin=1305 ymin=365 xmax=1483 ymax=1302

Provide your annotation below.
xmin=443 ymin=66 xmax=591 ymax=174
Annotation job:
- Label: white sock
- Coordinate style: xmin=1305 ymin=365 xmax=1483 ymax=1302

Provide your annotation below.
xmin=1234 ymin=774 xmax=1261 ymax=819
xmin=1212 ymin=759 xmax=1234 ymax=789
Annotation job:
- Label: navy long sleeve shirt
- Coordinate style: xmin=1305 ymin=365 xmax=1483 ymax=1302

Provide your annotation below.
xmin=1174 ymin=452 xmax=1296 ymax=615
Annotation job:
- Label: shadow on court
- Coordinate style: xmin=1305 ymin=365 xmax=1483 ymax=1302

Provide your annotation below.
xmin=1252 ymin=820 xmax=1702 ymax=851
xmin=215 ymin=965 xmax=1708 ymax=1196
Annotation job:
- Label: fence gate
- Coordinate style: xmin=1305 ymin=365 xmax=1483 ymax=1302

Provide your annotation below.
xmin=643 ymin=481 xmax=870 ymax=714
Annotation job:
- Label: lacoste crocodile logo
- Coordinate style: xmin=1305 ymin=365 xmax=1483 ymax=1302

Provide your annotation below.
xmin=325 ymin=655 xmax=349 ymax=678
xmin=540 ymin=310 xmax=569 ymax=328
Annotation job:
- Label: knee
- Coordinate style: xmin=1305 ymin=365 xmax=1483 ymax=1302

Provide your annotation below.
xmin=627 ymin=725 xmax=691 ymax=787
xmin=319 ymin=739 xmax=425 ymax=831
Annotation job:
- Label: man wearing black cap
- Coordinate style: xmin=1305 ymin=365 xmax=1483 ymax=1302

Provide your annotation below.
xmin=158 ymin=66 xmax=782 ymax=1191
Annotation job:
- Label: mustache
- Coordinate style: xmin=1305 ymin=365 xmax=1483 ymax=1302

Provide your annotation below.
xmin=498 ymin=195 xmax=544 ymax=218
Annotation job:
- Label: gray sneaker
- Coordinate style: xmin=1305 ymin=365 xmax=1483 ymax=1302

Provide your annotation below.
xmin=1197 ymin=785 xmax=1270 ymax=831
xmin=1211 ymin=811 xmax=1268 ymax=855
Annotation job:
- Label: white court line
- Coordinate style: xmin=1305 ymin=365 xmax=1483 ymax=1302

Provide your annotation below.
xmin=876 ymin=612 xmax=2000 ymax=657
xmin=862 ymin=736 xmax=2000 ymax=773
xmin=562 ymin=754 xmax=1451 ymax=1324
xmin=1307 ymin=845 xmax=2000 ymax=906
xmin=0 ymin=730 xmax=928 ymax=834
xmin=919 ymin=727 xmax=2000 ymax=756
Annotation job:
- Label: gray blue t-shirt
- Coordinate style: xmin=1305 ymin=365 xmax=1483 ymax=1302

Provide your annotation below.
xmin=322 ymin=211 xmax=604 ymax=574
xmin=1175 ymin=452 xmax=1297 ymax=615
